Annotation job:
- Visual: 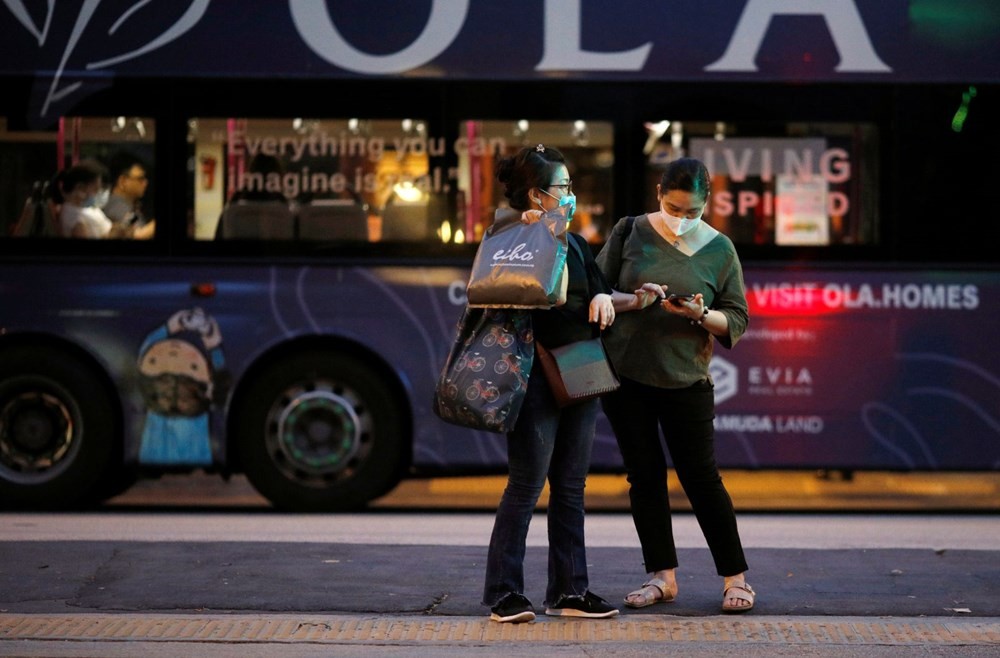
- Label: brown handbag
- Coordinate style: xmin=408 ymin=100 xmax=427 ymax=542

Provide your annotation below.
xmin=535 ymin=336 xmax=620 ymax=407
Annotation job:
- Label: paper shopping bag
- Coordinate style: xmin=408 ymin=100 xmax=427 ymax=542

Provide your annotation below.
xmin=466 ymin=205 xmax=570 ymax=308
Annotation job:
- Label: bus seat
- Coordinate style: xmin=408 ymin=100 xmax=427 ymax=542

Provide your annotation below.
xmin=220 ymin=200 xmax=296 ymax=240
xmin=11 ymin=182 xmax=61 ymax=237
xmin=380 ymin=200 xmax=433 ymax=241
xmin=297 ymin=199 xmax=369 ymax=241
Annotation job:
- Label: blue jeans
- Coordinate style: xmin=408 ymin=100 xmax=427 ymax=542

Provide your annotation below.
xmin=482 ymin=358 xmax=598 ymax=607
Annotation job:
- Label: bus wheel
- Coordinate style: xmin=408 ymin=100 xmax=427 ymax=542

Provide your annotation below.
xmin=235 ymin=351 xmax=406 ymax=512
xmin=0 ymin=348 xmax=118 ymax=509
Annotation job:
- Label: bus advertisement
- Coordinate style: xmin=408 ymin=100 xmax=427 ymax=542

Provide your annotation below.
xmin=0 ymin=1 xmax=997 ymax=511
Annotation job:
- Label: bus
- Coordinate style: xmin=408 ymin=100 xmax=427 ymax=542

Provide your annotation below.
xmin=1 ymin=1 xmax=998 ymax=511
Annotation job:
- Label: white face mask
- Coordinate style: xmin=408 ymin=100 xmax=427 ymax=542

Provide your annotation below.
xmin=85 ymin=188 xmax=110 ymax=208
xmin=662 ymin=210 xmax=701 ymax=236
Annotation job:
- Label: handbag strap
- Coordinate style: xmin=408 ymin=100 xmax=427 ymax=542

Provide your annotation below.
xmin=622 ymin=215 xmax=636 ymax=243
xmin=601 ymin=216 xmax=635 ymax=293
xmin=567 ymin=232 xmax=585 ymax=266
xmin=566 ymin=234 xmax=604 ymax=340
xmin=568 ymin=233 xmax=606 ymax=298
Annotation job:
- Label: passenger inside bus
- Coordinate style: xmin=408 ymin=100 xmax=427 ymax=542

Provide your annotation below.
xmin=104 ymin=151 xmax=156 ymax=240
xmin=51 ymin=159 xmax=116 ymax=239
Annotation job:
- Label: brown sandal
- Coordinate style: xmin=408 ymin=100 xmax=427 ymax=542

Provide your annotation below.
xmin=721 ymin=583 xmax=755 ymax=613
xmin=624 ymin=578 xmax=676 ymax=609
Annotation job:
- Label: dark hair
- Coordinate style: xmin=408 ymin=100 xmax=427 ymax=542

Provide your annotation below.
xmin=659 ymin=157 xmax=711 ymax=201
xmin=108 ymin=151 xmax=147 ymax=183
xmin=248 ymin=153 xmax=284 ymax=176
xmin=496 ymin=144 xmax=566 ymax=211
xmin=49 ymin=159 xmax=107 ymax=204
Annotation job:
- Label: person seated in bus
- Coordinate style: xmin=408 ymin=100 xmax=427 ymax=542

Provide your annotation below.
xmin=104 ymin=151 xmax=156 ymax=240
xmin=52 ymin=159 xmax=115 ymax=239
xmin=231 ymin=153 xmax=287 ymax=203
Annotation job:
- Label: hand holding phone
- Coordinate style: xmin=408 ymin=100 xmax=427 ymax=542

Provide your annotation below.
xmin=666 ymin=293 xmax=695 ymax=306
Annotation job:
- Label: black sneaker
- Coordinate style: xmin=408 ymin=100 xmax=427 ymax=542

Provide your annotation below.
xmin=489 ymin=593 xmax=536 ymax=623
xmin=545 ymin=591 xmax=620 ymax=618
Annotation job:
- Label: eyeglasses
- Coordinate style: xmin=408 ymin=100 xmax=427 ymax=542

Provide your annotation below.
xmin=547 ymin=180 xmax=572 ymax=195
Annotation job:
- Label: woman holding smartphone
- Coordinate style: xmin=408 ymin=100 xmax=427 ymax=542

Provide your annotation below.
xmin=595 ymin=157 xmax=755 ymax=614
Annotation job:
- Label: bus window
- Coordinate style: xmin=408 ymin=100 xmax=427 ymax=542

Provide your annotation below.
xmin=1 ymin=116 xmax=156 ymax=240
xmin=457 ymin=120 xmax=615 ymax=244
xmin=190 ymin=117 xmax=615 ymax=245
xmin=642 ymin=121 xmax=878 ymax=247
xmin=190 ymin=117 xmax=449 ymax=243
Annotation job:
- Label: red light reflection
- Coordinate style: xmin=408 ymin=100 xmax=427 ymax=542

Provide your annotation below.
xmin=746 ymin=282 xmax=850 ymax=317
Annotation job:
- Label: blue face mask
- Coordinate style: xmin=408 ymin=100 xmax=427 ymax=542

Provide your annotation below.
xmin=540 ymin=189 xmax=576 ymax=221
xmin=558 ymin=193 xmax=576 ymax=221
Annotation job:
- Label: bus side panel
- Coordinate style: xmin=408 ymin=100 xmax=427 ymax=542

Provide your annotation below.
xmin=2 ymin=263 xmax=997 ymax=473
xmin=0 ymin=261 xmax=513 ymax=473
xmin=226 ymin=263 xmax=511 ymax=471
xmin=710 ymin=267 xmax=999 ymax=471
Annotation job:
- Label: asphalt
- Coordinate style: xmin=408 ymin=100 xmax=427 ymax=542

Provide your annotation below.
xmin=1 ymin=524 xmax=998 ymax=654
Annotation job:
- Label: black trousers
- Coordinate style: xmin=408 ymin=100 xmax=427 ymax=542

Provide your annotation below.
xmin=601 ymin=376 xmax=748 ymax=577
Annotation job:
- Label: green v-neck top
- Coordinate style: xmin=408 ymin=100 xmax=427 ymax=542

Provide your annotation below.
xmin=596 ymin=213 xmax=749 ymax=389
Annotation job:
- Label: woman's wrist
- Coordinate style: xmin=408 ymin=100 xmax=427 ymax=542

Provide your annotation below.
xmin=690 ymin=306 xmax=710 ymax=326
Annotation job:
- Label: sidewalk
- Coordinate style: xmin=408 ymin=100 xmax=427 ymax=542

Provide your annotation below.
xmin=0 ymin=514 xmax=997 ymax=654
xmin=107 ymin=470 xmax=1000 ymax=512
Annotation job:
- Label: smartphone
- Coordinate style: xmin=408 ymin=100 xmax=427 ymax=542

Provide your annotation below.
xmin=666 ymin=293 xmax=695 ymax=305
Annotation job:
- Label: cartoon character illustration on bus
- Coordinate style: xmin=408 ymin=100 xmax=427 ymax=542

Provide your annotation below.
xmin=136 ymin=307 xmax=228 ymax=465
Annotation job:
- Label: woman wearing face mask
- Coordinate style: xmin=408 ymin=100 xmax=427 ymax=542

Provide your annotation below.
xmin=595 ymin=157 xmax=755 ymax=614
xmin=481 ymin=144 xmax=665 ymax=624
xmin=52 ymin=159 xmax=115 ymax=239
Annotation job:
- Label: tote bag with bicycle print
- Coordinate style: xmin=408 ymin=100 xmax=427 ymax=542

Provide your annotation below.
xmin=433 ymin=307 xmax=534 ymax=433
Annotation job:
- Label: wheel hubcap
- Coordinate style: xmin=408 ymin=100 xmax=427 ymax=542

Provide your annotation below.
xmin=265 ymin=381 xmax=371 ymax=486
xmin=0 ymin=391 xmax=74 ymax=474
